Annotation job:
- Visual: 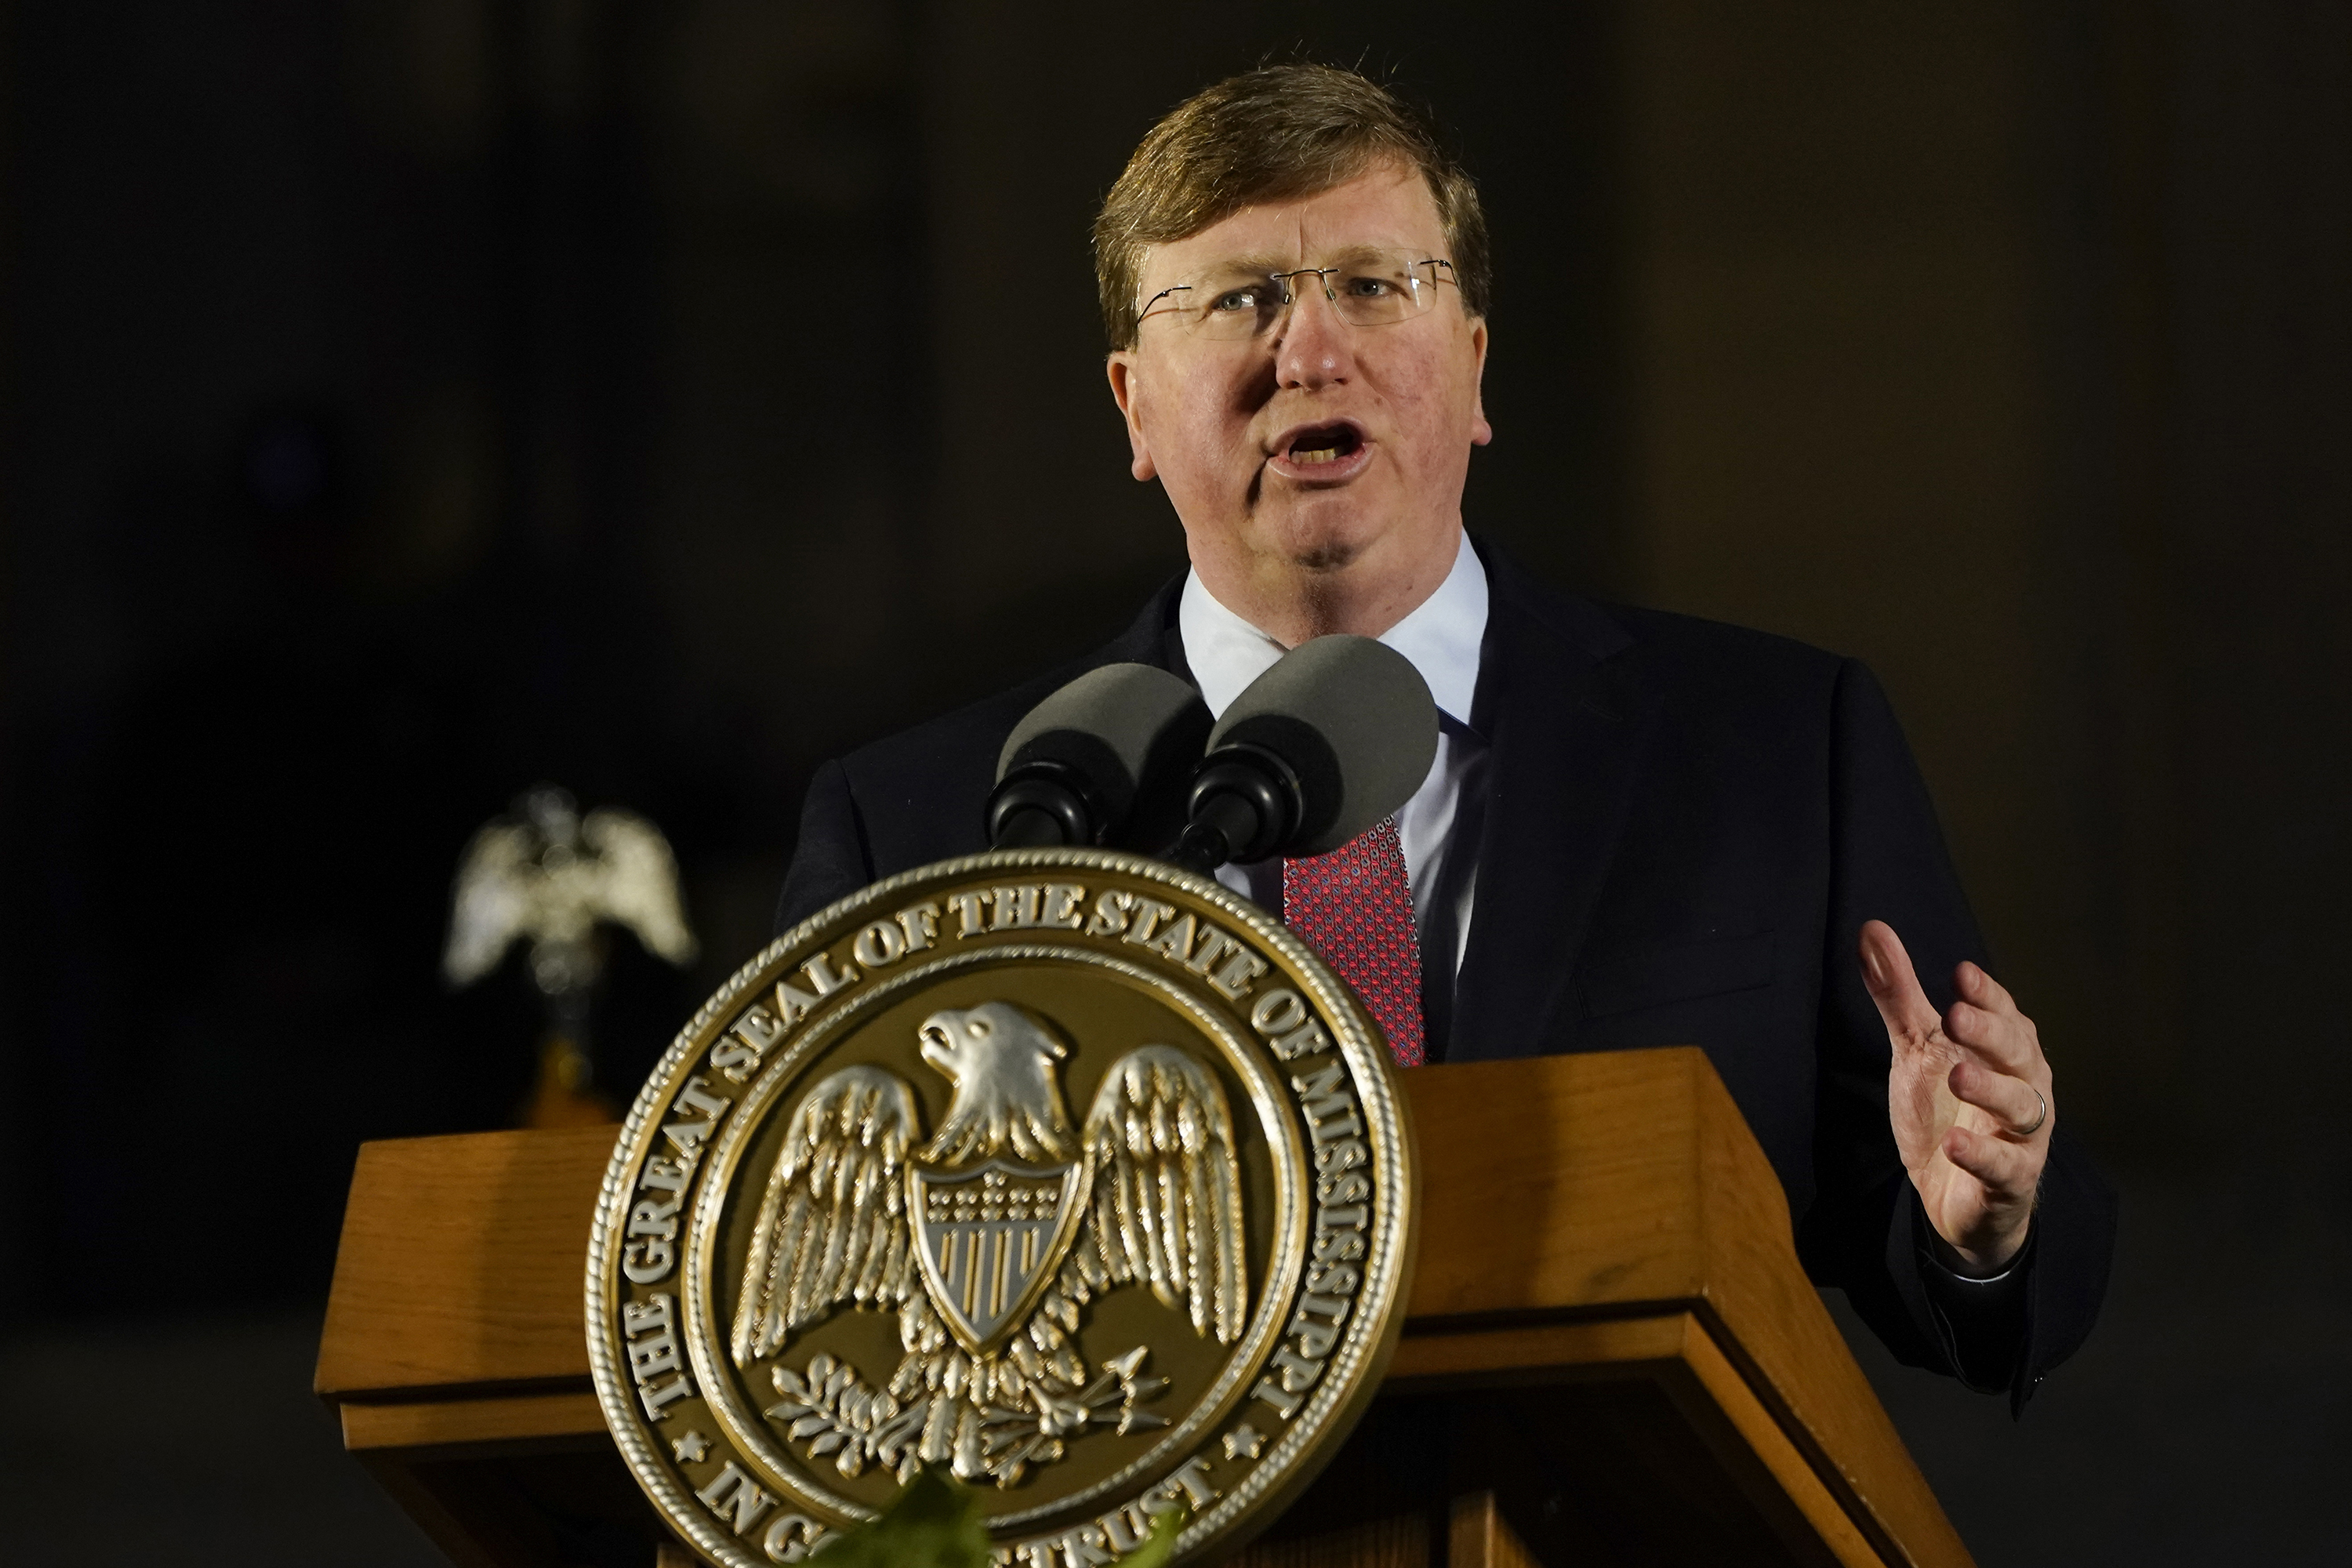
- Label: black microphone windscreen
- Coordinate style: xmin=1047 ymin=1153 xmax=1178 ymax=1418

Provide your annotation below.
xmin=997 ymin=663 xmax=1212 ymax=832
xmin=1205 ymin=636 xmax=1438 ymax=855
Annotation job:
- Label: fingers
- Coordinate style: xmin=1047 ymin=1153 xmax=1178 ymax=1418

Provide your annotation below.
xmin=1954 ymin=960 xmax=2014 ymax=1014
xmin=1947 ymin=1059 xmax=2049 ymax=1141
xmin=1858 ymin=920 xmax=1941 ymax=1045
xmin=1943 ymin=1000 xmax=2039 ymax=1080
xmin=1944 ymin=962 xmax=2042 ymax=1076
xmin=1877 ymin=922 xmax=2056 ymax=1268
xmin=1940 ymin=1123 xmax=2042 ymax=1200
xmin=1867 ymin=925 xmax=2047 ymax=1080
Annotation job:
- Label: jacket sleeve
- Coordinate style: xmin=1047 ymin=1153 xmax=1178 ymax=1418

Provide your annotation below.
xmin=773 ymin=759 xmax=877 ymax=935
xmin=1797 ymin=659 xmax=2118 ymax=1409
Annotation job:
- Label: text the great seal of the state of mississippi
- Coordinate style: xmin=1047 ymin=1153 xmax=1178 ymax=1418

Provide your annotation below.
xmin=587 ymin=848 xmax=1416 ymax=1567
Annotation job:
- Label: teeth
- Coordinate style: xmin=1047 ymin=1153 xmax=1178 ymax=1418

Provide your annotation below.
xmin=1294 ymin=447 xmax=1341 ymax=465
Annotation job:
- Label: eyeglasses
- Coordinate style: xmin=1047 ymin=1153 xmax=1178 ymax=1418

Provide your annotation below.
xmin=1138 ymin=249 xmax=1457 ymax=341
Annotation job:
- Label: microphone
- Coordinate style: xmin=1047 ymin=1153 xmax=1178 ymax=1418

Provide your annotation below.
xmin=986 ymin=663 xmax=1213 ymax=849
xmin=1172 ymin=636 xmax=1439 ymax=875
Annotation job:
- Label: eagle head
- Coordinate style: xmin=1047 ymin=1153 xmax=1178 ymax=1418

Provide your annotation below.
xmin=915 ymin=1003 xmax=1077 ymax=1165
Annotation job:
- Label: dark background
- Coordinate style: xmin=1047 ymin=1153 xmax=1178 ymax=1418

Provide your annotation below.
xmin=2 ymin=2 xmax=2347 ymax=1562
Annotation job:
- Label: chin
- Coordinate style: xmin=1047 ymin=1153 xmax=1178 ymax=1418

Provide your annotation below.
xmin=1254 ymin=495 xmax=1391 ymax=574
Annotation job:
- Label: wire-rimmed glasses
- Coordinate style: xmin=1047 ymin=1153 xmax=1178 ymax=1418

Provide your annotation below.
xmin=1138 ymin=248 xmax=1457 ymax=340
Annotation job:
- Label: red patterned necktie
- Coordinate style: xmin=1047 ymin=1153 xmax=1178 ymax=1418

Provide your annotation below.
xmin=1283 ymin=815 xmax=1425 ymax=1067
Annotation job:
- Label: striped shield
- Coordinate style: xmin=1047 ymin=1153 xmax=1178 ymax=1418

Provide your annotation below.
xmin=906 ymin=1156 xmax=1089 ymax=1355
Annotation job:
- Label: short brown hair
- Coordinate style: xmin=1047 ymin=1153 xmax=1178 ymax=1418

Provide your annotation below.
xmin=1093 ymin=64 xmax=1490 ymax=350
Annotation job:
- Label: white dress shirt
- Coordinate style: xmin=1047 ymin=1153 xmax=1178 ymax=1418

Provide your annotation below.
xmin=1177 ymin=530 xmax=1489 ymax=975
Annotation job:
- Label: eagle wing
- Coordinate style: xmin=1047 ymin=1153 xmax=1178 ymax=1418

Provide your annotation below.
xmin=1080 ymin=1045 xmax=1248 ymax=1343
xmin=581 ymin=808 xmax=699 ymax=965
xmin=731 ymin=1065 xmax=920 ymax=1366
xmin=442 ymin=821 xmax=535 ymax=985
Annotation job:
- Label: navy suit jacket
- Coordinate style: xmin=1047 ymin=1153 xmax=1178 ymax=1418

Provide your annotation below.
xmin=775 ymin=541 xmax=2117 ymax=1400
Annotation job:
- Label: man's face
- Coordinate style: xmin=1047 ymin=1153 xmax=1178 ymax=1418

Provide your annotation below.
xmin=1108 ymin=162 xmax=1490 ymax=590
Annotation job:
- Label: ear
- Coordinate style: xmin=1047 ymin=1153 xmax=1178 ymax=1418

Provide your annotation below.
xmin=1468 ymin=318 xmax=1494 ymax=448
xmin=1106 ymin=350 xmax=1157 ymax=481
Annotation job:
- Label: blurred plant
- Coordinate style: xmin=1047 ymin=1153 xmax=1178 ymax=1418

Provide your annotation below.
xmin=801 ymin=1465 xmax=1184 ymax=1568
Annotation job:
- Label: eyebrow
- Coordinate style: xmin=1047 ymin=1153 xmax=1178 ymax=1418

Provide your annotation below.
xmin=1210 ymin=251 xmax=1294 ymax=274
xmin=1180 ymin=241 xmax=1428 ymax=279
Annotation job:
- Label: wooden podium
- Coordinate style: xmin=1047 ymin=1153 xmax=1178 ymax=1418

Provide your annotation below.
xmin=317 ymin=1048 xmax=1973 ymax=1568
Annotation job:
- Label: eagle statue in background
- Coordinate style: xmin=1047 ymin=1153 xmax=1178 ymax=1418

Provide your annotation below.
xmin=732 ymin=1001 xmax=1249 ymax=1490
xmin=444 ymin=785 xmax=698 ymax=1127
xmin=444 ymin=784 xmax=699 ymax=996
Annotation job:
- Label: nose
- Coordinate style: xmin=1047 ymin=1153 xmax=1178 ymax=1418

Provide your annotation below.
xmin=1273 ymin=278 xmax=1356 ymax=390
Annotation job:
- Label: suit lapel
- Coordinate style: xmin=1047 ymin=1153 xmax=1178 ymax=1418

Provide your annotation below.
xmin=1099 ymin=576 xmax=1189 ymax=680
xmin=1448 ymin=549 xmax=1657 ymax=1062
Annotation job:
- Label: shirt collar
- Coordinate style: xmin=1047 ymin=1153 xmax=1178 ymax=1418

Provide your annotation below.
xmin=1178 ymin=530 xmax=1488 ymax=724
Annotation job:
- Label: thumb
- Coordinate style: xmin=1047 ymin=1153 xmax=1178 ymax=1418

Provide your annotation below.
xmin=1858 ymin=920 xmax=1940 ymax=1045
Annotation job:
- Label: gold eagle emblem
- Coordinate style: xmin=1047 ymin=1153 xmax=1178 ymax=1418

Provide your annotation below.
xmin=728 ymin=1002 xmax=1247 ymax=1488
xmin=586 ymin=851 xmax=1415 ymax=1566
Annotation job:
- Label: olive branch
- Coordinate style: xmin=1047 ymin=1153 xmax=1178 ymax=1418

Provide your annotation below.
xmin=767 ymin=1353 xmax=924 ymax=1479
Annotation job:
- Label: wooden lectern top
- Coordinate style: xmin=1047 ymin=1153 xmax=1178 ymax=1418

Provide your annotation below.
xmin=319 ymin=1047 xmax=1971 ymax=1568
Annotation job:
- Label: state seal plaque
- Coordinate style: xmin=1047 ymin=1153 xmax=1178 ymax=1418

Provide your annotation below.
xmin=587 ymin=848 xmax=1416 ymax=1566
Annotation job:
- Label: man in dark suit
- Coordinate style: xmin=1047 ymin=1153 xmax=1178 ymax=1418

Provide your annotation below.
xmin=778 ymin=64 xmax=2113 ymax=1403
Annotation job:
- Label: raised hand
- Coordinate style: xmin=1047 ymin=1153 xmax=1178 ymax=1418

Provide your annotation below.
xmin=1860 ymin=920 xmax=2052 ymax=1274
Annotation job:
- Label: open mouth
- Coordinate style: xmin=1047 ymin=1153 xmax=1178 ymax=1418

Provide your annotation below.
xmin=1283 ymin=423 xmax=1363 ymax=466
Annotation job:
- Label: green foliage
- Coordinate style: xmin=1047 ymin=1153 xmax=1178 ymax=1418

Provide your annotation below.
xmin=807 ymin=1466 xmax=1185 ymax=1568
xmin=1120 ymin=1503 xmax=1187 ymax=1568
xmin=806 ymin=1467 xmax=989 ymax=1568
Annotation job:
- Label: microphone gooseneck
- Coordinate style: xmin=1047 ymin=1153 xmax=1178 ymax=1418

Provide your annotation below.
xmin=1169 ymin=747 xmax=1300 ymax=874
